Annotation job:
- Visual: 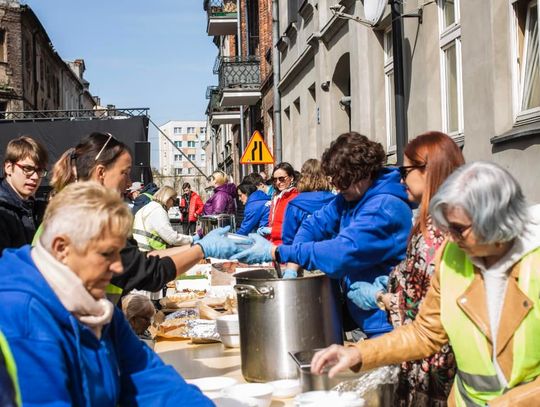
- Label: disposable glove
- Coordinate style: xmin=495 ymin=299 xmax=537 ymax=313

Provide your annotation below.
xmin=230 ymin=233 xmax=274 ymax=264
xmin=192 ymin=234 xmax=201 ymax=243
xmin=347 ymin=278 xmax=387 ymax=311
xmin=373 ymin=275 xmax=388 ymax=291
xmin=257 ymin=226 xmax=271 ymax=237
xmin=282 ymin=268 xmax=298 ymax=279
xmin=195 ymin=226 xmax=240 ymax=259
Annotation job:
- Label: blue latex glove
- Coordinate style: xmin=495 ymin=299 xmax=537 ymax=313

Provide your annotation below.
xmin=257 ymin=226 xmax=271 ymax=237
xmin=282 ymin=268 xmax=298 ymax=279
xmin=373 ymin=275 xmax=388 ymax=291
xmin=230 ymin=233 xmax=274 ymax=264
xmin=196 ymin=226 xmax=240 ymax=259
xmin=347 ymin=279 xmax=387 ymax=311
xmin=192 ymin=234 xmax=201 ymax=243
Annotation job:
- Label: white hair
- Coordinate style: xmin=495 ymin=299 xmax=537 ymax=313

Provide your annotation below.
xmin=429 ymin=161 xmax=528 ymax=244
xmin=40 ymin=181 xmax=133 ymax=252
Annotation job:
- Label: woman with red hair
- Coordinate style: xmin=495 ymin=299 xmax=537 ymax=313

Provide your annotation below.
xmin=348 ymin=131 xmax=465 ymax=406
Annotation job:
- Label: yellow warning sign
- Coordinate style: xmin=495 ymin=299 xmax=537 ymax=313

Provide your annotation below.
xmin=240 ymin=131 xmax=274 ymax=164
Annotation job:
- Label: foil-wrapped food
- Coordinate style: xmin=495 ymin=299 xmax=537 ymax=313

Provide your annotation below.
xmin=185 ymin=319 xmax=220 ymax=343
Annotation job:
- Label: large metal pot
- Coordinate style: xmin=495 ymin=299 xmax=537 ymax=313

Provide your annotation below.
xmin=234 ymin=269 xmax=343 ymax=382
xmin=198 ymin=214 xmax=236 ymax=235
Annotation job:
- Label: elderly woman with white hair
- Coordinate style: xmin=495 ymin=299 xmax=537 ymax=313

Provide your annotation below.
xmin=0 ymin=182 xmax=213 ymax=406
xmin=312 ymin=161 xmax=540 ymax=407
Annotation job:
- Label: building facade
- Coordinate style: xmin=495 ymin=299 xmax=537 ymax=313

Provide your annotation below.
xmin=158 ymin=120 xmax=209 ymax=194
xmin=276 ymin=0 xmax=540 ymax=202
xmin=0 ymin=0 xmax=95 ymax=114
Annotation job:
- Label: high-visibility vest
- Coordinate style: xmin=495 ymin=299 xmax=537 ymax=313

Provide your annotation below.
xmin=0 ymin=330 xmax=21 ymax=407
xmin=132 ymin=202 xmax=169 ymax=251
xmin=440 ymin=242 xmax=540 ymax=406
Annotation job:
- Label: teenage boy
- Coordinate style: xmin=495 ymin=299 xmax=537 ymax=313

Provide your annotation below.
xmin=0 ymin=136 xmax=48 ymax=255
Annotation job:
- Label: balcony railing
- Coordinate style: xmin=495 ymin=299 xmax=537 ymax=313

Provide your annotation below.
xmin=204 ymin=0 xmax=238 ymax=36
xmin=205 ymin=85 xmax=242 ymax=124
xmin=217 ymin=56 xmax=260 ymax=89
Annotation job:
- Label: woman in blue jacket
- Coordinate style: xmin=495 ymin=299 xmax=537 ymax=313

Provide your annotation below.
xmin=0 ymin=182 xmax=213 ymax=406
xmin=236 ymin=182 xmax=270 ymax=236
xmin=232 ymin=133 xmax=413 ymax=338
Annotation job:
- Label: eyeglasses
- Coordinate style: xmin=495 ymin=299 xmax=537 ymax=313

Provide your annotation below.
xmin=273 ymin=175 xmax=290 ymax=183
xmin=446 ymin=223 xmax=473 ymax=240
xmin=14 ymin=163 xmax=48 ymax=178
xmin=398 ymin=165 xmax=426 ymax=180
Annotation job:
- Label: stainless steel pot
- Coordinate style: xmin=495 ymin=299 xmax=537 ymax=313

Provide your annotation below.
xmin=198 ymin=214 xmax=236 ymax=235
xmin=234 ymin=269 xmax=343 ymax=382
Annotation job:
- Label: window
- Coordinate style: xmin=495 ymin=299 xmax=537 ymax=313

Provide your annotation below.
xmin=174 ymin=154 xmax=182 ymax=161
xmin=201 ymin=153 xmax=206 ymax=162
xmin=384 ymin=29 xmax=396 ymax=152
xmin=187 ymin=127 xmax=195 ymax=133
xmin=288 ymin=0 xmax=299 ymax=25
xmin=174 ymin=141 xmax=182 ymax=148
xmin=174 ymin=168 xmax=183 ymax=175
xmin=200 ymin=127 xmax=206 ymax=134
xmin=174 ymin=127 xmax=182 ymax=134
xmin=512 ymin=0 xmax=540 ymax=122
xmin=187 ymin=141 xmax=196 ymax=147
xmin=188 ymin=154 xmax=196 ymax=160
xmin=439 ymin=0 xmax=464 ymax=137
xmin=187 ymin=167 xmax=193 ymax=175
xmin=0 ymin=30 xmax=5 ymax=62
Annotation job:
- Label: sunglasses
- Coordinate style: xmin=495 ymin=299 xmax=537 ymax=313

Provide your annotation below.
xmin=14 ymin=162 xmax=48 ymax=178
xmin=445 ymin=223 xmax=473 ymax=240
xmin=272 ymin=175 xmax=290 ymax=183
xmin=398 ymin=165 xmax=425 ymax=180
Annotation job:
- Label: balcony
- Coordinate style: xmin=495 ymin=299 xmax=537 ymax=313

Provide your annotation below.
xmin=216 ymin=56 xmax=261 ymax=107
xmin=206 ymin=86 xmax=241 ymax=125
xmin=204 ymin=0 xmax=238 ymax=36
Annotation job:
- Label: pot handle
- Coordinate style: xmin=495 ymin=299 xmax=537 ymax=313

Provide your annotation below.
xmin=234 ymin=284 xmax=274 ymax=298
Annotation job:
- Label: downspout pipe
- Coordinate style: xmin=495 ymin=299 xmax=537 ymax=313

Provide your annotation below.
xmin=237 ymin=0 xmax=245 ymax=179
xmin=390 ymin=0 xmax=407 ymax=166
xmin=272 ymin=0 xmax=282 ymax=163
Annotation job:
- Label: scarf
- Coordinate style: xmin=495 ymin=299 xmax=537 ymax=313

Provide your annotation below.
xmin=31 ymin=241 xmax=114 ymax=338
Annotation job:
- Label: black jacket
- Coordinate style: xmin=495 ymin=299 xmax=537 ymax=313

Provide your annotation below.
xmin=0 ymin=178 xmax=37 ymax=255
xmin=111 ymin=237 xmax=177 ymax=293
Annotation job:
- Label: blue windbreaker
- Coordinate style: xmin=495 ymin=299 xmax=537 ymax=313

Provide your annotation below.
xmin=237 ymin=190 xmax=270 ymax=236
xmin=279 ymin=168 xmax=412 ymax=337
xmin=281 ymin=191 xmax=336 ymax=245
xmin=0 ymin=246 xmax=213 ymax=406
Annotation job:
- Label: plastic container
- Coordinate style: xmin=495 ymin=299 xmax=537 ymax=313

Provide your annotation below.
xmin=187 ymin=376 xmax=238 ymax=393
xmin=269 ymin=379 xmax=302 ymax=399
xmin=223 ymin=383 xmax=274 ymax=407
xmin=294 ymin=391 xmax=365 ymax=407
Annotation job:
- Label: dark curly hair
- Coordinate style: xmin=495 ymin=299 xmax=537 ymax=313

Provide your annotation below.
xmin=321 ymin=132 xmax=386 ymax=191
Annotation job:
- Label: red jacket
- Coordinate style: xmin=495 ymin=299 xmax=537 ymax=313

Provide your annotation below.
xmin=268 ymin=187 xmax=299 ymax=245
xmin=180 ymin=191 xmax=204 ymax=223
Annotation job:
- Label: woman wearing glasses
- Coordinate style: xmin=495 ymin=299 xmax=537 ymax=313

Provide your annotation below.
xmin=264 ymin=162 xmax=299 ymax=245
xmin=312 ymin=161 xmax=540 ymax=406
xmin=347 ymin=131 xmax=464 ymax=406
xmin=0 ymin=136 xmax=48 ymax=255
xmin=48 ymin=133 xmax=239 ymax=304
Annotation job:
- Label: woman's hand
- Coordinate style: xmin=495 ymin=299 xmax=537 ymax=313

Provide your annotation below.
xmin=310 ymin=344 xmax=362 ymax=378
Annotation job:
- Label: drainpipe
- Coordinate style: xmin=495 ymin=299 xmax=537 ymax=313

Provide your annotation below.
xmin=32 ymin=31 xmax=38 ymax=109
xmin=391 ymin=0 xmax=408 ymax=166
xmin=237 ymin=0 xmax=245 ymax=179
xmin=272 ymin=0 xmax=282 ymax=163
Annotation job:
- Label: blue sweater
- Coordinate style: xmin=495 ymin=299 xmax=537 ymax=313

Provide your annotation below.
xmin=281 ymin=191 xmax=336 ymax=245
xmin=237 ymin=190 xmax=270 ymax=236
xmin=0 ymin=246 xmax=213 ymax=406
xmin=279 ymin=168 xmax=412 ymax=337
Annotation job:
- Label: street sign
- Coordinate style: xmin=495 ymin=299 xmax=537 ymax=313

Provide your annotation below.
xmin=240 ymin=130 xmax=274 ymax=164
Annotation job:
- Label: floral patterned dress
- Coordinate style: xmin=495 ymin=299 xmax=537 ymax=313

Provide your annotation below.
xmin=387 ymin=218 xmax=456 ymax=407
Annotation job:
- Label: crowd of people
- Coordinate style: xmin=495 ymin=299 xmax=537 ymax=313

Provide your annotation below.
xmin=0 ymin=129 xmax=538 ymax=406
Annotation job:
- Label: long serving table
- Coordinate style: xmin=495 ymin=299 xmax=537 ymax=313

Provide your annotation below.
xmin=155 ymin=338 xmax=295 ymax=406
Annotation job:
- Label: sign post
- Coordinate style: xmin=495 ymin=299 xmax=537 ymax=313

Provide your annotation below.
xmin=240 ymin=131 xmax=274 ymax=165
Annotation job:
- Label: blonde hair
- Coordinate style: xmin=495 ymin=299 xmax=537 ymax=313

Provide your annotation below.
xmin=211 ymin=170 xmax=228 ymax=186
xmin=40 ymin=181 xmax=133 ymax=252
xmin=153 ymin=186 xmax=177 ymax=206
xmin=296 ymin=159 xmax=332 ymax=192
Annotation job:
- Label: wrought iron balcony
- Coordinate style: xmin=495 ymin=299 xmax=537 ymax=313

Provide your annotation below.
xmin=205 ymin=85 xmax=241 ymax=125
xmin=214 ymin=56 xmax=261 ymax=107
xmin=204 ymin=0 xmax=238 ymax=36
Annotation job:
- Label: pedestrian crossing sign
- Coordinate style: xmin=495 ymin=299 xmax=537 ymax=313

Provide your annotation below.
xmin=240 ymin=131 xmax=274 ymax=164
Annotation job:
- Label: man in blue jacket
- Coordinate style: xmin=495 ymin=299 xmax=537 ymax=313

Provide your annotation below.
xmin=232 ymin=133 xmax=413 ymax=338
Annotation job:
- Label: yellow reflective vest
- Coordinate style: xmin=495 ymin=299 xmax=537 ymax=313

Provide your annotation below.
xmin=0 ymin=330 xmax=21 ymax=406
xmin=440 ymin=242 xmax=540 ymax=406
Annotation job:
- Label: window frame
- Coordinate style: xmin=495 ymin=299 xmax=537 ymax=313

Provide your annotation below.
xmin=384 ymin=28 xmax=396 ymax=154
xmin=510 ymin=0 xmax=540 ymax=124
xmin=438 ymin=0 xmax=464 ymax=142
